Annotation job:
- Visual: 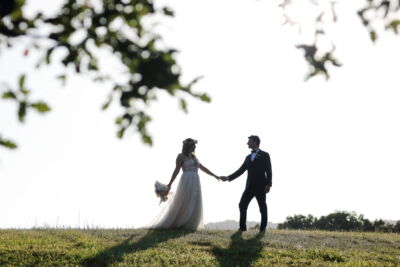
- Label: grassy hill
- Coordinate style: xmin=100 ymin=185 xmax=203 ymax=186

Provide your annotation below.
xmin=205 ymin=220 xmax=278 ymax=230
xmin=0 ymin=228 xmax=399 ymax=266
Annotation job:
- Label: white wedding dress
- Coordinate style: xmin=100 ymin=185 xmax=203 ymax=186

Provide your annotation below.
xmin=150 ymin=155 xmax=204 ymax=230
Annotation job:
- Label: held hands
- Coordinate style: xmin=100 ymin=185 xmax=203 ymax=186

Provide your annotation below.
xmin=219 ymin=176 xmax=228 ymax=182
xmin=211 ymin=175 xmax=228 ymax=182
xmin=214 ymin=175 xmax=221 ymax=181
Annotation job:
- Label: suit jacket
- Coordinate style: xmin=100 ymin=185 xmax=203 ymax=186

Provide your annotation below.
xmin=228 ymin=149 xmax=272 ymax=192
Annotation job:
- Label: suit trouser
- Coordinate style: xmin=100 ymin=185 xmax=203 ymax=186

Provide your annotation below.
xmin=239 ymin=189 xmax=268 ymax=231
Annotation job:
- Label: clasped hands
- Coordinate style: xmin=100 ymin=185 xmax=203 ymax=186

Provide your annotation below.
xmin=218 ymin=176 xmax=229 ymax=181
xmin=213 ymin=176 xmax=228 ymax=182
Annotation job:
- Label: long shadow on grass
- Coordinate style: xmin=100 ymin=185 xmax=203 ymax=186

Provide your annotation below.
xmin=83 ymin=229 xmax=191 ymax=266
xmin=212 ymin=231 xmax=264 ymax=267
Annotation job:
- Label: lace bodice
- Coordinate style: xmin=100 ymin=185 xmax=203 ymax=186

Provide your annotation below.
xmin=182 ymin=155 xmax=199 ymax=172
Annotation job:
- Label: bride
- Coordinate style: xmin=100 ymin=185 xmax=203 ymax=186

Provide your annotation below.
xmin=150 ymin=138 xmax=220 ymax=230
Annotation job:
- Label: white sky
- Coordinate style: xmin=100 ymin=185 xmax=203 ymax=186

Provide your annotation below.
xmin=1 ymin=0 xmax=399 ymax=228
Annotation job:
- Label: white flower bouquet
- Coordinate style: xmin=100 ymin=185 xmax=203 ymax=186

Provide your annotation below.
xmin=154 ymin=181 xmax=171 ymax=204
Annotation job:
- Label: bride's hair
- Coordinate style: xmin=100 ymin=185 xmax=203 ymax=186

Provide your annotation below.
xmin=182 ymin=138 xmax=197 ymax=158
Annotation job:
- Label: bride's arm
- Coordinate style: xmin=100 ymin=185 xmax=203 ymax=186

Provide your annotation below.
xmin=167 ymin=154 xmax=183 ymax=188
xmin=199 ymin=164 xmax=220 ymax=181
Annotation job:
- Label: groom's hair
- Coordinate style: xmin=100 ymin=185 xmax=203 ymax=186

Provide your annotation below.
xmin=248 ymin=135 xmax=260 ymax=146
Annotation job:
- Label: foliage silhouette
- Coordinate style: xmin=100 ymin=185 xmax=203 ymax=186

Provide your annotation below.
xmin=2 ymin=0 xmax=400 ymax=149
xmin=0 ymin=0 xmax=210 ymax=149
xmin=278 ymin=211 xmax=400 ymax=233
xmin=280 ymin=0 xmax=400 ymax=81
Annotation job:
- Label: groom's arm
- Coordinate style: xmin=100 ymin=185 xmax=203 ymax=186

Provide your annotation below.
xmin=265 ymin=152 xmax=272 ymax=187
xmin=228 ymin=160 xmax=247 ymax=181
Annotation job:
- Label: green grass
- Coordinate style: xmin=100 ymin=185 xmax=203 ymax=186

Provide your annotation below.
xmin=0 ymin=229 xmax=399 ymax=266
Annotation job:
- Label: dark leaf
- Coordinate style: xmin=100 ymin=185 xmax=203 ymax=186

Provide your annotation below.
xmin=199 ymin=94 xmax=211 ymax=103
xmin=2 ymin=91 xmax=17 ymax=99
xmin=370 ymin=31 xmax=377 ymax=42
xmin=115 ymin=116 xmax=123 ymax=125
xmin=141 ymin=134 xmax=152 ymax=145
xmin=296 ymin=44 xmax=317 ymax=59
xmin=0 ymin=137 xmax=17 ymax=149
xmin=88 ymin=59 xmax=99 ymax=71
xmin=18 ymin=102 xmax=27 ymax=122
xmin=18 ymin=74 xmax=25 ymax=89
xmin=379 ymin=1 xmax=390 ymax=17
xmin=357 ymin=9 xmax=369 ymax=26
xmin=9 ymin=0 xmax=23 ymax=20
xmin=162 ymin=7 xmax=174 ymax=17
xmin=387 ymin=20 xmax=400 ymax=34
xmin=45 ymin=47 xmax=55 ymax=64
xmin=117 ymin=127 xmax=125 ymax=138
xmin=20 ymin=88 xmax=29 ymax=95
xmin=137 ymin=113 xmax=150 ymax=131
xmin=179 ymin=98 xmax=188 ymax=113
xmin=101 ymin=94 xmax=113 ymax=110
xmin=30 ymin=102 xmax=51 ymax=113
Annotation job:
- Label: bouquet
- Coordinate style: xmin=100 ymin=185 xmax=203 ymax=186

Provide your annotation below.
xmin=154 ymin=181 xmax=171 ymax=204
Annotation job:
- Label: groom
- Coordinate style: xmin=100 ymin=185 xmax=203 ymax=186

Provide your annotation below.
xmin=221 ymin=135 xmax=272 ymax=232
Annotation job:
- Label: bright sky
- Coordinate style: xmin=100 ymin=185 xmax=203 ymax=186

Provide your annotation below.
xmin=1 ymin=0 xmax=400 ymax=228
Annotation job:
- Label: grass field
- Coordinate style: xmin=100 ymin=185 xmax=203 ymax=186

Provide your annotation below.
xmin=0 ymin=228 xmax=399 ymax=266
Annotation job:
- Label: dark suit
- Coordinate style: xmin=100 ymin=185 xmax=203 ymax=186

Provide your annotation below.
xmin=228 ymin=149 xmax=272 ymax=231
